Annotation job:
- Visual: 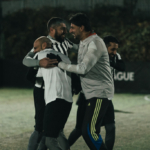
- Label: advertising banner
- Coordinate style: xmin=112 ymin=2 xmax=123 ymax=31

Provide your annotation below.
xmin=1 ymin=60 xmax=150 ymax=93
xmin=114 ymin=62 xmax=150 ymax=93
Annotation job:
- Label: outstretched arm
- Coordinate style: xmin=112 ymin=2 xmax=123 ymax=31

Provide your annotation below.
xmin=23 ymin=49 xmax=58 ymax=68
xmin=22 ymin=49 xmax=39 ymax=67
xmin=58 ymin=40 xmax=103 ymax=74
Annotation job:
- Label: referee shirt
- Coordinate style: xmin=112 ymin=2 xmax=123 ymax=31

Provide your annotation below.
xmin=36 ymin=48 xmax=73 ymax=105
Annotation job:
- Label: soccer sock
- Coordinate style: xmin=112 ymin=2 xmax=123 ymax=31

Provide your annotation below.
xmin=27 ymin=130 xmax=39 ymax=150
xmin=68 ymin=128 xmax=82 ymax=146
xmin=105 ymin=123 xmax=115 ymax=150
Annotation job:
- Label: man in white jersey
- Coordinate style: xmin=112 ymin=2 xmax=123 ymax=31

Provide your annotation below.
xmin=34 ymin=36 xmax=72 ymax=150
xmin=55 ymin=13 xmax=114 ymax=150
xmin=23 ymin=17 xmax=78 ymax=150
xmin=25 ymin=37 xmax=55 ymax=150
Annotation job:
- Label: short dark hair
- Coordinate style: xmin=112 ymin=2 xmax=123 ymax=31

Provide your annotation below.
xmin=103 ymin=36 xmax=119 ymax=47
xmin=47 ymin=17 xmax=65 ymax=32
xmin=69 ymin=13 xmax=92 ymax=32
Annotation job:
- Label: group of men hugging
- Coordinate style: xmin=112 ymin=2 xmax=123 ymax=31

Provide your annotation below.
xmin=23 ymin=13 xmax=125 ymax=150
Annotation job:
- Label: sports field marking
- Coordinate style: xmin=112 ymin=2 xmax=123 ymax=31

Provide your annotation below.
xmin=144 ymin=95 xmax=150 ymax=101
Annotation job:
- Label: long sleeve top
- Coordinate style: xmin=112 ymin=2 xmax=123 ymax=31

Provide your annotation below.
xmin=58 ymin=34 xmax=114 ymax=100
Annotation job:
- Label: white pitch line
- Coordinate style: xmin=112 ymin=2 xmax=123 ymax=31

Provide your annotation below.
xmin=144 ymin=95 xmax=150 ymax=102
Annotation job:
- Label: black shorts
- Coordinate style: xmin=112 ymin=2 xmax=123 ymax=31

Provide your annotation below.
xmin=43 ymin=98 xmax=72 ymax=138
xmin=33 ymin=86 xmax=45 ymax=132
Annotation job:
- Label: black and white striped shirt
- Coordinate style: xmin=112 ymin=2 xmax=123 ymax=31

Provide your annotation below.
xmin=47 ymin=35 xmax=73 ymax=56
xmin=34 ymin=36 xmax=74 ymax=88
xmin=23 ymin=35 xmax=77 ymax=88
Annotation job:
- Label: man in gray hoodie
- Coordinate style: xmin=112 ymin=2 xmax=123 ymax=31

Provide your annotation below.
xmin=57 ymin=13 xmax=114 ymax=150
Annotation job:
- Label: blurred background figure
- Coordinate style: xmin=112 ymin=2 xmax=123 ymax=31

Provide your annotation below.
xmin=103 ymin=35 xmax=125 ymax=78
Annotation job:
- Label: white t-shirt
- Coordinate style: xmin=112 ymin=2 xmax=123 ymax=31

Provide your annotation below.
xmin=37 ymin=49 xmax=72 ymax=105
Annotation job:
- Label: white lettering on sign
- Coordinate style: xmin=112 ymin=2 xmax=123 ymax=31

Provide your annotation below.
xmin=114 ymin=72 xmax=134 ymax=81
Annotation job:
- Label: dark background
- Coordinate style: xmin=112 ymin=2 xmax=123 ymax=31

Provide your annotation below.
xmin=0 ymin=0 xmax=150 ymax=93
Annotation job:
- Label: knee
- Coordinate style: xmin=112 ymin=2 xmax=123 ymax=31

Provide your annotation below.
xmin=45 ymin=137 xmax=56 ymax=148
xmin=45 ymin=137 xmax=58 ymax=149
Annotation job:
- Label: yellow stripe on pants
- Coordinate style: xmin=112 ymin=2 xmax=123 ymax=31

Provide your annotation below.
xmin=90 ymin=99 xmax=102 ymax=141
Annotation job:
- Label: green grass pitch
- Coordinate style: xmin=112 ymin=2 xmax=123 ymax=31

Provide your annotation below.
xmin=0 ymin=88 xmax=150 ymax=150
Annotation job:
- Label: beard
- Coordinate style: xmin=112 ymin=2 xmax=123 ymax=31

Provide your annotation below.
xmin=54 ymin=30 xmax=65 ymax=43
xmin=71 ymin=32 xmax=80 ymax=40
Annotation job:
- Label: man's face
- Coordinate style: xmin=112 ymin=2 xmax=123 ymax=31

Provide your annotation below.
xmin=33 ymin=40 xmax=42 ymax=53
xmin=69 ymin=23 xmax=82 ymax=40
xmin=54 ymin=23 xmax=67 ymax=42
xmin=107 ymin=42 xmax=118 ymax=58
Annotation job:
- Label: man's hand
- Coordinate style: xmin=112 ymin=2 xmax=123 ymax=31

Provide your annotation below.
xmin=47 ymin=54 xmax=62 ymax=66
xmin=39 ymin=58 xmax=58 ymax=68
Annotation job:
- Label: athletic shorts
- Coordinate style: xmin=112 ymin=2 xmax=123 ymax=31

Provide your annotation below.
xmin=43 ymin=98 xmax=72 ymax=138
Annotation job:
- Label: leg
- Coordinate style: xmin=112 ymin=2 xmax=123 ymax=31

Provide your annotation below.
xmin=46 ymin=137 xmax=62 ymax=150
xmin=27 ymin=130 xmax=39 ymax=150
xmin=58 ymin=130 xmax=70 ymax=150
xmin=105 ymin=123 xmax=115 ymax=150
xmin=68 ymin=92 xmax=86 ymax=146
xmin=43 ymin=99 xmax=72 ymax=150
xmin=68 ymin=128 xmax=82 ymax=147
xmin=82 ymin=98 xmax=110 ymax=150
xmin=28 ymin=130 xmax=46 ymax=150
xmin=34 ymin=87 xmax=45 ymax=133
xmin=27 ymin=87 xmax=45 ymax=150
xmin=38 ymin=130 xmax=69 ymax=150
xmin=37 ymin=136 xmax=47 ymax=150
xmin=102 ymin=101 xmax=115 ymax=150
